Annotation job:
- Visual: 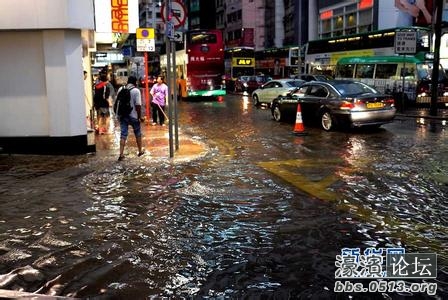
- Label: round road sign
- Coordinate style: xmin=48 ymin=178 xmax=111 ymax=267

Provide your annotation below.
xmin=160 ymin=0 xmax=187 ymax=29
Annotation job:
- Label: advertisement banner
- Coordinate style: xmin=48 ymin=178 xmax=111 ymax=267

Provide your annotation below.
xmin=395 ymin=0 xmax=442 ymax=27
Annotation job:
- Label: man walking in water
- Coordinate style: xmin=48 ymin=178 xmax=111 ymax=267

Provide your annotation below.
xmin=117 ymin=76 xmax=146 ymax=161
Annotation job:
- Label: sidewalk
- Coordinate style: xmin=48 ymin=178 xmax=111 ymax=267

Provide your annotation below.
xmin=92 ymin=121 xmax=209 ymax=162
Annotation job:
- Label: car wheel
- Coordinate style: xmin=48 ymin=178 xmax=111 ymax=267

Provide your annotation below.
xmin=272 ymin=106 xmax=282 ymax=122
xmin=253 ymin=94 xmax=260 ymax=106
xmin=320 ymin=111 xmax=333 ymax=131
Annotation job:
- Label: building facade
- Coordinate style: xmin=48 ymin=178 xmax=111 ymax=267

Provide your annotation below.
xmin=0 ymin=0 xmax=95 ymax=155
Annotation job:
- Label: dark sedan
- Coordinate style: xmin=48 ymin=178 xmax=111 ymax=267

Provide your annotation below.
xmin=234 ymin=75 xmax=271 ymax=93
xmin=271 ymin=80 xmax=396 ymax=131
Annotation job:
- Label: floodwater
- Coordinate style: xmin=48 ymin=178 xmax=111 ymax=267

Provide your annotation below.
xmin=0 ymin=94 xmax=447 ymax=299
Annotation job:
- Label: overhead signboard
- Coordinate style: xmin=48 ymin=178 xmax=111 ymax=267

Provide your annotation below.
xmin=395 ymin=30 xmax=417 ymax=54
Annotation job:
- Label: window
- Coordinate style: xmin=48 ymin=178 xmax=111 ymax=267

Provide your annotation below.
xmin=264 ymin=82 xmax=276 ymax=88
xmin=399 ymin=66 xmax=415 ymax=78
xmin=355 ymin=64 xmax=374 ymax=78
xmin=345 ymin=13 xmax=356 ymax=28
xmin=322 ymin=19 xmax=331 ymax=34
xmin=375 ymin=64 xmax=398 ymax=79
xmin=318 ymin=3 xmax=373 ymax=38
xmin=296 ymin=86 xmax=308 ymax=95
xmin=358 ymin=9 xmax=372 ymax=26
xmin=308 ymin=85 xmax=328 ymax=97
xmin=334 ymin=16 xmax=343 ymax=30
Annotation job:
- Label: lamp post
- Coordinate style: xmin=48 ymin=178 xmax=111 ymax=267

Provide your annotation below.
xmin=430 ymin=0 xmax=443 ymax=116
xmin=163 ymin=0 xmax=180 ymax=157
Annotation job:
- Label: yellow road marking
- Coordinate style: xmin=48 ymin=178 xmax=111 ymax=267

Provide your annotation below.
xmin=258 ymin=160 xmax=339 ymax=201
xmin=258 ymin=159 xmax=448 ymax=258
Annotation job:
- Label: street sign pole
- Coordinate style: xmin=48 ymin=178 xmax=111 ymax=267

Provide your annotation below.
xmin=430 ymin=0 xmax=443 ymax=116
xmin=161 ymin=0 xmax=186 ymax=157
xmin=401 ymin=55 xmax=406 ymax=113
xmin=395 ymin=29 xmax=417 ymax=113
xmin=144 ymin=51 xmax=150 ymax=121
xmin=172 ymin=41 xmax=179 ymax=150
xmin=165 ymin=0 xmax=174 ymax=158
xmin=136 ymin=28 xmax=155 ymax=121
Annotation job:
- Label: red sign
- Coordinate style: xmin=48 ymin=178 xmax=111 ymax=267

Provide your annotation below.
xmin=358 ymin=0 xmax=373 ymax=10
xmin=161 ymin=0 xmax=187 ymax=29
xmin=320 ymin=10 xmax=333 ymax=20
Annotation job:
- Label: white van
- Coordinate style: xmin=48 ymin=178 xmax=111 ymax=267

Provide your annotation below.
xmin=115 ymin=68 xmax=129 ymax=85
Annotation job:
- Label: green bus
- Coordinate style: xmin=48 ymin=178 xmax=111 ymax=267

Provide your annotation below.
xmin=335 ymin=54 xmax=448 ymax=108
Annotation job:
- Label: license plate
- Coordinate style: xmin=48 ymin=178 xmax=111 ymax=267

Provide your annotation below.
xmin=366 ymin=102 xmax=384 ymax=109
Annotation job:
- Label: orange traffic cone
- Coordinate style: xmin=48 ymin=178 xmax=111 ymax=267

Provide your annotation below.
xmin=293 ymin=103 xmax=307 ymax=135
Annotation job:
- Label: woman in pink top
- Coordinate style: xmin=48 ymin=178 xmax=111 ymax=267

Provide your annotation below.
xmin=150 ymin=75 xmax=169 ymax=126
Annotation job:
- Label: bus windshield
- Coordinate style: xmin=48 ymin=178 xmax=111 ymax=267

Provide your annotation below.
xmin=417 ymin=63 xmax=447 ymax=81
xmin=189 ymin=33 xmax=217 ymax=44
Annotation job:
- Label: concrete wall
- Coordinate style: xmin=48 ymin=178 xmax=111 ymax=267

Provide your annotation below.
xmin=0 ymin=0 xmax=95 ymax=154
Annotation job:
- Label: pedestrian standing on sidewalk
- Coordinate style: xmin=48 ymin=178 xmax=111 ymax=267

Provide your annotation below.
xmin=117 ymin=76 xmax=146 ymax=161
xmin=150 ymin=75 xmax=169 ymax=126
xmin=93 ymin=73 xmax=111 ymax=134
xmin=106 ymin=73 xmax=116 ymax=111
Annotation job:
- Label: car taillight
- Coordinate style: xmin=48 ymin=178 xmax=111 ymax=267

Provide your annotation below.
xmin=418 ymin=83 xmax=430 ymax=96
xmin=384 ymin=98 xmax=395 ymax=106
xmin=340 ymin=101 xmax=355 ymax=110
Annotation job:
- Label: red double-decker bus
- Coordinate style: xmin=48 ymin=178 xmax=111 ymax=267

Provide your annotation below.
xmin=161 ymin=29 xmax=226 ymax=99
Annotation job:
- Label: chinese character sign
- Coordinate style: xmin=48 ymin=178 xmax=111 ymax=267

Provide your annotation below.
xmin=94 ymin=0 xmax=139 ymax=33
xmin=111 ymin=0 xmax=129 ymax=33
xmin=335 ymin=247 xmax=437 ymax=279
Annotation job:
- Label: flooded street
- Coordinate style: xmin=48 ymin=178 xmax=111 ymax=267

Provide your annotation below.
xmin=0 ymin=93 xmax=447 ymax=299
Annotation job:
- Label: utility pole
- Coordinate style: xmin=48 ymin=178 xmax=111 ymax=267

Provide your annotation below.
xmin=165 ymin=0 xmax=175 ymax=157
xmin=430 ymin=0 xmax=443 ymax=116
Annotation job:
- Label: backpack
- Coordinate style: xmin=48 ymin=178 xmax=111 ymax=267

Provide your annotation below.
xmin=113 ymin=86 xmax=134 ymax=117
xmin=93 ymin=81 xmax=110 ymax=109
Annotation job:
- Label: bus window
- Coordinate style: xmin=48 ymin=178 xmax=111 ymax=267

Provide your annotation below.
xmin=399 ymin=66 xmax=415 ymax=79
xmin=375 ymin=64 xmax=397 ymax=79
xmin=337 ymin=64 xmax=355 ymax=78
xmin=355 ymin=64 xmax=374 ymax=79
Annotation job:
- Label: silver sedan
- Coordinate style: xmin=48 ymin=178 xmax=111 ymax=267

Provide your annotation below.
xmin=251 ymin=79 xmax=305 ymax=106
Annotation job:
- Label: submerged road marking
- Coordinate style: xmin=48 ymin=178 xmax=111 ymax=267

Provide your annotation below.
xmin=258 ymin=159 xmax=448 ymax=257
xmin=258 ymin=159 xmax=340 ymax=201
